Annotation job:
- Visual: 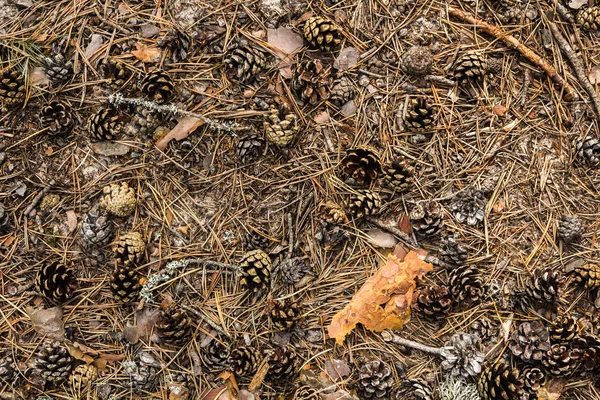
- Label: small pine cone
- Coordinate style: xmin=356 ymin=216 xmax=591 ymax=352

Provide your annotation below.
xmin=525 ymin=267 xmax=566 ymax=305
xmin=270 ymin=298 xmax=302 ymax=331
xmin=140 ymin=70 xmax=175 ymax=104
xmin=348 ymin=189 xmax=381 ymax=219
xmin=0 ymin=354 xmax=15 ymax=384
xmin=244 ymin=230 xmax=270 ymax=251
xmin=572 ymin=263 xmax=600 ymax=290
xmin=69 ymin=364 xmax=98 ymax=390
xmin=570 ymin=334 xmax=600 ymax=372
xmin=522 ymin=366 xmax=546 ymax=394
xmin=330 ymin=76 xmax=355 ymax=105
xmin=549 ymin=315 xmax=579 ymax=345
xmin=88 ymin=108 xmax=124 ymax=141
xmin=318 ymin=201 xmax=348 ymax=225
xmin=542 ymin=344 xmax=579 ymax=376
xmin=114 ymin=231 xmax=146 ymax=266
xmin=36 ymin=342 xmax=75 ymax=385
xmin=100 ymin=182 xmax=137 ymax=218
xmin=440 ymin=332 xmax=485 ymax=377
xmin=239 ymin=250 xmax=272 ymax=296
xmin=202 ymin=337 xmax=230 ymax=372
xmin=453 ymin=52 xmax=488 ymax=83
xmin=266 ymin=346 xmax=299 ymax=381
xmin=382 ymin=159 xmax=414 ymax=192
xmin=131 ymin=105 xmax=160 ymax=137
xmin=36 ymin=261 xmax=78 ymax=303
xmin=404 ymin=97 xmax=435 ymax=131
xmin=81 ymin=208 xmax=113 ymax=246
xmin=575 ymin=136 xmax=600 ymax=165
xmin=273 ymin=257 xmax=312 ymax=286
xmin=341 ymin=146 xmax=382 ymax=186
xmin=264 ymin=105 xmax=299 ymax=147
xmin=477 ymin=361 xmax=524 ymax=400
xmin=557 ymin=215 xmax=584 ymax=244
xmin=156 ymin=306 xmax=194 ymax=346
xmin=357 ymin=360 xmax=395 ymax=399
xmin=43 ymin=54 xmax=73 ymax=83
xmin=470 ymin=318 xmax=496 ymax=342
xmin=508 ymin=321 xmax=551 ymax=363
xmin=236 ymin=134 xmax=265 ymax=164
xmin=291 ymin=384 xmax=320 ymax=400
xmin=448 ymin=265 xmax=483 ymax=304
xmin=0 ymin=69 xmax=26 ymax=107
xmin=303 ymin=16 xmax=342 ymax=51
xmin=124 ymin=351 xmax=159 ymax=393
xmin=413 ymin=284 xmax=452 ymax=317
xmin=397 ymin=378 xmax=433 ymax=400
xmin=438 ymin=235 xmax=468 ymax=267
xmin=224 ymin=45 xmax=268 ymax=83
xmin=410 ymin=202 xmax=443 ymax=237
xmin=291 ymin=59 xmax=331 ymax=104
xmin=100 ymin=59 xmax=132 ymax=89
xmin=449 ymin=186 xmax=486 ymax=226
xmin=162 ymin=29 xmax=191 ymax=62
xmin=401 ymin=46 xmax=433 ymax=77
xmin=110 ymin=266 xmax=141 ymax=302
xmin=577 ymin=6 xmax=600 ymax=31
xmin=40 ymin=194 xmax=60 ymax=211
xmin=40 ymin=100 xmax=74 ymax=136
xmin=228 ymin=346 xmax=259 ymax=377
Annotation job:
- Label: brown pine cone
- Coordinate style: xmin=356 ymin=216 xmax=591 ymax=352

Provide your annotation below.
xmin=110 ymin=266 xmax=141 ymax=302
xmin=549 ymin=315 xmax=579 ymax=345
xmin=557 ymin=215 xmax=584 ymax=243
xmin=577 ymin=6 xmax=600 ymax=31
xmin=454 ymin=52 xmax=487 ymax=83
xmin=401 ymin=46 xmax=433 ymax=77
xmin=449 ymin=186 xmax=486 ymax=226
xmin=140 ymin=70 xmax=175 ymax=103
xmin=477 ymin=361 xmax=524 ymax=400
xmin=228 ymin=346 xmax=259 ymax=377
xmin=413 ymin=285 xmax=452 ymax=317
xmin=396 ymin=378 xmax=434 ymax=400
xmin=244 ymin=230 xmax=270 ymax=251
xmin=88 ymin=108 xmax=124 ymax=141
xmin=273 ymin=257 xmax=312 ymax=286
xmin=69 ymin=364 xmax=98 ymax=390
xmin=100 ymin=182 xmax=137 ymax=218
xmin=348 ymin=189 xmax=381 ymax=219
xmin=100 ymin=59 xmax=132 ymax=89
xmin=575 ymin=136 xmax=600 ymax=166
xmin=290 ymin=384 xmax=320 ymax=400
xmin=525 ymin=267 xmax=566 ymax=305
xmin=404 ymin=97 xmax=435 ymax=131
xmin=236 ymin=134 xmax=265 ymax=164
xmin=303 ymin=16 xmax=342 ymax=51
xmin=131 ymin=106 xmax=161 ymax=137
xmin=522 ymin=366 xmax=546 ymax=394
xmin=270 ymin=298 xmax=302 ymax=331
xmin=36 ymin=342 xmax=75 ymax=385
xmin=224 ymin=44 xmax=268 ymax=83
xmin=264 ymin=104 xmax=299 ymax=147
xmin=410 ymin=202 xmax=443 ymax=237
xmin=202 ymin=337 xmax=230 ymax=372
xmin=114 ymin=231 xmax=146 ymax=266
xmin=42 ymin=54 xmax=73 ymax=83
xmin=0 ymin=69 xmax=26 ymax=107
xmin=570 ymin=334 xmax=600 ymax=372
xmin=36 ymin=261 xmax=78 ymax=303
xmin=448 ymin=265 xmax=483 ymax=304
xmin=438 ymin=235 xmax=468 ymax=267
xmin=156 ymin=306 xmax=193 ymax=346
xmin=266 ymin=345 xmax=299 ymax=381
xmin=239 ymin=249 xmax=272 ymax=296
xmin=318 ymin=201 xmax=348 ymax=225
xmin=470 ymin=318 xmax=496 ymax=342
xmin=291 ymin=59 xmax=331 ymax=104
xmin=40 ymin=100 xmax=74 ymax=136
xmin=572 ymin=263 xmax=600 ymax=290
xmin=162 ymin=29 xmax=191 ymax=62
xmin=330 ymin=76 xmax=355 ymax=105
xmin=508 ymin=321 xmax=551 ymax=363
xmin=357 ymin=360 xmax=394 ymax=399
xmin=542 ymin=344 xmax=579 ymax=376
xmin=341 ymin=147 xmax=382 ymax=186
xmin=382 ymin=159 xmax=414 ymax=192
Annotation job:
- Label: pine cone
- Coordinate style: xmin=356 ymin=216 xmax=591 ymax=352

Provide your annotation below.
xmin=111 ymin=266 xmax=141 ymax=302
xmin=131 ymin=105 xmax=160 ymax=137
xmin=236 ymin=134 xmax=265 ymax=164
xmin=239 ymin=249 xmax=272 ymax=296
xmin=36 ymin=261 xmax=78 ymax=303
xmin=264 ymin=105 xmax=299 ymax=147
xmin=273 ymin=257 xmax=312 ymax=286
xmin=410 ymin=202 xmax=443 ymax=237
xmin=575 ymin=136 xmax=600 ymax=165
xmin=404 ymin=97 xmax=435 ymax=131
xmin=40 ymin=100 xmax=74 ymax=136
xmin=440 ymin=332 xmax=485 ymax=377
xmin=244 ymin=230 xmax=270 ymax=251
xmin=270 ymin=298 xmax=302 ymax=331
xmin=228 ymin=346 xmax=259 ymax=377
xmin=522 ymin=366 xmax=546 ymax=394
xmin=477 ymin=361 xmax=524 ymax=400
xmin=401 ymin=46 xmax=433 ymax=77
xmin=356 ymin=360 xmax=394 ymax=399
xmin=525 ymin=267 xmax=566 ymax=305
xmin=43 ymin=54 xmax=73 ymax=83
xmin=224 ymin=45 xmax=268 ymax=83
xmin=577 ymin=6 xmax=600 ymax=31
xmin=439 ymin=235 xmax=468 ymax=267
xmin=470 ymin=318 xmax=496 ymax=342
xmin=449 ymin=186 xmax=486 ymax=226
xmin=330 ymin=76 xmax=355 ymax=105
xmin=100 ymin=181 xmax=137 ymax=218
xmin=341 ymin=146 xmax=382 ymax=186
xmin=570 ymin=334 xmax=600 ymax=372
xmin=303 ymin=16 xmax=342 ymax=51
xmin=140 ymin=70 xmax=175 ymax=103
xmin=88 ymin=108 xmax=124 ymax=141
xmin=382 ymin=159 xmax=414 ymax=192
xmin=40 ymin=194 xmax=60 ymax=212
xmin=557 ymin=215 xmax=584 ymax=243
xmin=69 ymin=364 xmax=98 ymax=390
xmin=36 ymin=342 xmax=74 ymax=385
xmin=397 ymin=378 xmax=433 ymax=400
xmin=202 ymin=337 xmax=230 ymax=372
xmin=156 ymin=306 xmax=194 ymax=346
xmin=542 ymin=344 xmax=579 ymax=376
xmin=290 ymin=384 xmax=320 ymax=400
xmin=318 ymin=201 xmax=348 ymax=224
xmin=266 ymin=345 xmax=299 ymax=381
xmin=124 ymin=351 xmax=160 ymax=393
xmin=508 ymin=320 xmax=551 ymax=362
xmin=0 ymin=69 xmax=26 ymax=107
xmin=291 ymin=59 xmax=331 ymax=104
xmin=114 ymin=231 xmax=145 ymax=266
xmin=572 ymin=263 xmax=600 ymax=290
xmin=81 ymin=208 xmax=113 ymax=246
xmin=549 ymin=315 xmax=579 ymax=345
xmin=348 ymin=189 xmax=381 ymax=218
xmin=448 ymin=265 xmax=483 ymax=304
xmin=453 ymin=52 xmax=488 ymax=82
xmin=162 ymin=29 xmax=191 ymax=62
xmin=0 ymin=353 xmax=15 ymax=384
xmin=413 ymin=284 xmax=452 ymax=317
xmin=100 ymin=59 xmax=132 ymax=89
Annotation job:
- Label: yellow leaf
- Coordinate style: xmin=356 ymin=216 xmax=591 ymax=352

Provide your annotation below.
xmin=131 ymin=42 xmax=161 ymax=63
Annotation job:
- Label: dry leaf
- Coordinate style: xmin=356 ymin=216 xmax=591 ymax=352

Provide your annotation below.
xmin=334 ymin=47 xmax=360 ymax=71
xmin=314 ymin=111 xmax=330 ymax=124
xmin=26 ymin=306 xmax=65 ymax=341
xmin=324 ymin=359 xmax=351 ymax=382
xmin=568 ymin=0 xmax=588 ymax=10
xmin=492 ymin=104 xmax=507 ymax=116
xmin=44 ymin=147 xmax=53 ymax=156
xmin=85 ymin=34 xmax=104 ymax=59
xmin=123 ymin=308 xmax=160 ymax=344
xmin=327 ymin=249 xmax=433 ymax=344
xmin=156 ymin=117 xmax=204 ymax=151
xmin=537 ymin=378 xmax=565 ymax=400
xmin=67 ymin=344 xmax=95 ymax=364
xmin=165 ymin=209 xmax=174 ymax=226
xmin=321 ymin=390 xmax=355 ymax=400
xmin=200 ymin=385 xmax=235 ymax=400
xmin=398 ymin=214 xmax=412 ymax=234
xmin=131 ymin=42 xmax=161 ymax=63
xmin=169 ymin=382 xmax=191 ymax=400
xmin=589 ymin=65 xmax=600 ymax=85
xmin=267 ymin=28 xmax=304 ymax=61
xmin=365 ymin=229 xmax=398 ymax=248
xmin=2 ymin=235 xmax=17 ymax=247
xmin=66 ymin=210 xmax=77 ymax=234
xmin=492 ymin=199 xmax=505 ymax=213
xmin=30 ymin=67 xmax=50 ymax=86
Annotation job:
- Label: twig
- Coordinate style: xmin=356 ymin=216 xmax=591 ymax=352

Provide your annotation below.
xmin=425 ymin=75 xmax=457 ymax=87
xmin=181 ymin=305 xmax=230 ymax=338
xmin=520 ymin=68 xmax=530 ymax=106
xmin=286 ymin=213 xmax=294 ymax=258
xmin=547 ymin=13 xmax=600 ymax=124
xmin=24 ymin=180 xmax=55 ymax=217
xmin=381 ymin=330 xmax=442 ymax=355
xmin=447 ymin=7 xmax=577 ymax=101
xmin=547 ymin=0 xmax=576 ymax=24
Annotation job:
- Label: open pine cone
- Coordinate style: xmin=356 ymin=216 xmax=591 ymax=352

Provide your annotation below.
xmin=410 ymin=202 xmax=443 ymax=237
xmin=156 ymin=306 xmax=193 ymax=346
xmin=36 ymin=261 xmax=78 ymax=303
xmin=114 ymin=231 xmax=146 ymax=266
xmin=239 ymin=250 xmax=272 ymax=296
xmin=264 ymin=104 xmax=299 ymax=147
xmin=341 ymin=147 xmax=382 ymax=186
xmin=100 ymin=182 xmax=136 ymax=218
xmin=478 ymin=361 xmax=524 ymax=400
xmin=508 ymin=321 xmax=551 ymax=362
xmin=36 ymin=342 xmax=74 ymax=385
xmin=291 ymin=59 xmax=331 ymax=104
xmin=357 ymin=360 xmax=394 ymax=399
xmin=303 ymin=16 xmax=342 ymax=51
xmin=440 ymin=332 xmax=484 ymax=377
xmin=140 ymin=70 xmax=175 ymax=103
xmin=40 ymin=100 xmax=74 ymax=136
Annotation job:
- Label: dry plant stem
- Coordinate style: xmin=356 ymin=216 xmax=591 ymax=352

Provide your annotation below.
xmin=381 ymin=330 xmax=442 ymax=355
xmin=447 ymin=7 xmax=577 ymax=101
xmin=181 ymin=304 xmax=230 ymax=338
xmin=24 ymin=180 xmax=55 ymax=217
xmin=520 ymin=68 xmax=530 ymax=105
xmin=547 ymin=0 xmax=575 ymax=24
xmin=547 ymin=16 xmax=600 ymax=124
xmin=425 ymin=75 xmax=456 ymax=87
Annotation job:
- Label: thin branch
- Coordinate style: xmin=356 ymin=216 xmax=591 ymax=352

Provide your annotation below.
xmin=381 ymin=330 xmax=442 ymax=355
xmin=24 ymin=180 xmax=55 ymax=217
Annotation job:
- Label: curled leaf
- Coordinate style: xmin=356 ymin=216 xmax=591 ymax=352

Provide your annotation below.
xmin=26 ymin=306 xmax=65 ymax=341
xmin=156 ymin=117 xmax=204 ymax=150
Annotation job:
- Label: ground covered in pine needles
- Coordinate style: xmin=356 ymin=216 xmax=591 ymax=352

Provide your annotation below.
xmin=1 ymin=0 xmax=600 ymax=399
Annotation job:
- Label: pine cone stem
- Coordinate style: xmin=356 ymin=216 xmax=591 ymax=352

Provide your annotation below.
xmin=381 ymin=330 xmax=442 ymax=355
